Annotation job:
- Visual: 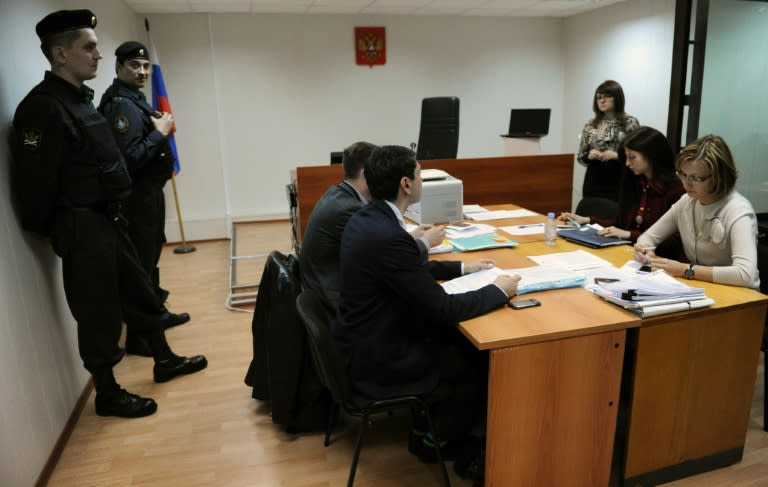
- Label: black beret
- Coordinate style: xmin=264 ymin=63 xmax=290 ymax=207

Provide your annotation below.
xmin=35 ymin=10 xmax=97 ymax=40
xmin=115 ymin=41 xmax=150 ymax=62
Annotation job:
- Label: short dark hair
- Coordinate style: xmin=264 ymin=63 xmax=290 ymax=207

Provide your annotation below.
xmin=364 ymin=145 xmax=417 ymax=201
xmin=40 ymin=29 xmax=82 ymax=63
xmin=676 ymin=134 xmax=738 ymax=198
xmin=342 ymin=141 xmax=376 ymax=179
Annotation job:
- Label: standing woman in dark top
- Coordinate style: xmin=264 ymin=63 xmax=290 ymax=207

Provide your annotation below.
xmin=562 ymin=126 xmax=685 ymax=259
xmin=578 ymin=80 xmax=640 ymax=201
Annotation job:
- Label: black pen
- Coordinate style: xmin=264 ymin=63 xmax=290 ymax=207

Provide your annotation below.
xmin=595 ymin=277 xmax=619 ymax=284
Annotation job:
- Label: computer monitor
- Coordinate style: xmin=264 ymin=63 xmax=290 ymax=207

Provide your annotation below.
xmin=330 ymin=151 xmax=343 ymax=164
xmin=504 ymin=108 xmax=551 ymax=138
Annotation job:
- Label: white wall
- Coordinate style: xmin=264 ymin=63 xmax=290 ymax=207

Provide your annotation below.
xmin=150 ymin=2 xmax=676 ymax=239
xmin=0 ymin=1 xmax=139 ymax=486
xmin=148 ymin=13 xmax=567 ymax=238
xmin=699 ymin=0 xmax=768 ymax=213
xmin=563 ymin=0 xmax=676 ymax=209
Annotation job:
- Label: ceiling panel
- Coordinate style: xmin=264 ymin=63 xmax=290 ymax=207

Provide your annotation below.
xmin=124 ymin=0 xmax=629 ymax=17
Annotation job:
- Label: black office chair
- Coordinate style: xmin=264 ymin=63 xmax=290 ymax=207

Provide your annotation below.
xmin=755 ymin=222 xmax=768 ymax=431
xmin=416 ymin=97 xmax=460 ymax=160
xmin=575 ymin=196 xmax=619 ymax=221
xmin=295 ymin=290 xmax=451 ymax=487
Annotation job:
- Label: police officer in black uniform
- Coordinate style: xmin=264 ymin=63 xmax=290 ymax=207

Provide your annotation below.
xmin=11 ymin=10 xmax=207 ymax=418
xmin=98 ymin=41 xmax=189 ymax=356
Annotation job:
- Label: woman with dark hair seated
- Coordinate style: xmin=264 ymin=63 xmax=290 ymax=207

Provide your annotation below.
xmin=561 ymin=126 xmax=685 ymax=258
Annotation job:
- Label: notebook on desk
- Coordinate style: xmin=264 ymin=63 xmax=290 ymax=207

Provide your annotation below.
xmin=557 ymin=226 xmax=631 ymax=248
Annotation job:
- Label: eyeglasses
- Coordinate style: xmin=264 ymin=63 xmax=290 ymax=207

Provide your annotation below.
xmin=596 ymin=94 xmax=614 ymax=101
xmin=676 ymin=171 xmax=711 ymax=183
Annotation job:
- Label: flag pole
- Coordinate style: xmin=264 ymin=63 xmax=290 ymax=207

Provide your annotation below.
xmin=145 ymin=18 xmax=195 ymax=254
xmin=170 ymin=174 xmax=195 ymax=254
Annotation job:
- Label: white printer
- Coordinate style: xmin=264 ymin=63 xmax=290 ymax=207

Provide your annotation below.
xmin=405 ymin=169 xmax=463 ymax=224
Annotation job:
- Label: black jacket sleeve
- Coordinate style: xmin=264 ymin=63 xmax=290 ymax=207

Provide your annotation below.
xmin=11 ymin=95 xmax=72 ymax=236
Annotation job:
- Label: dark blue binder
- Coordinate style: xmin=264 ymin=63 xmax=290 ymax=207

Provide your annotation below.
xmin=557 ymin=226 xmax=631 ymax=248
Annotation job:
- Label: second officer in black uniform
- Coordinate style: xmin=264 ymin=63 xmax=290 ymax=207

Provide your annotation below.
xmin=12 ymin=10 xmax=207 ymax=418
xmin=99 ymin=41 xmax=189 ymax=356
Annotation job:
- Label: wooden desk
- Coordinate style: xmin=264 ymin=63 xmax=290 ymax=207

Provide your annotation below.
xmin=291 ymin=153 xmax=574 ymax=242
xmin=552 ymin=241 xmax=767 ymax=486
xmin=444 ymin=238 xmax=639 ymax=487
xmin=443 ymin=207 xmax=767 ymax=486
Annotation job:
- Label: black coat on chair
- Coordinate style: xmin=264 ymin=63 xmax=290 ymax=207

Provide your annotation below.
xmin=244 ymin=251 xmax=331 ymax=432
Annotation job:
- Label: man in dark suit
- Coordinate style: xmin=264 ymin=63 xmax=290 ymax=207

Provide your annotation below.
xmin=299 ymin=141 xmax=443 ymax=311
xmin=332 ymin=145 xmax=520 ymax=458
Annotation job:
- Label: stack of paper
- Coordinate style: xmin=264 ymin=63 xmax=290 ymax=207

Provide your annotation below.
xmin=444 ymin=223 xmax=497 ymax=239
xmin=585 ymin=271 xmax=714 ymax=317
xmin=440 ymin=265 xmax=585 ymax=296
xmin=428 ymin=240 xmax=454 ymax=254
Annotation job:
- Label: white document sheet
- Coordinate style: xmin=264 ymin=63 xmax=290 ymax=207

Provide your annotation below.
xmin=527 ymin=249 xmax=614 ymax=271
xmin=464 ymin=209 xmax=537 ymax=221
xmin=499 ymin=223 xmax=544 ymax=236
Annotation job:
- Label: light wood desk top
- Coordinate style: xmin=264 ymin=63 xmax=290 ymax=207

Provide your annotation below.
xmin=437 ymin=204 xmax=767 ymax=350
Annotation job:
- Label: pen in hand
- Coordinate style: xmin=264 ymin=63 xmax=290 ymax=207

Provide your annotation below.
xmin=560 ymin=213 xmax=582 ymax=227
xmin=635 ymin=245 xmax=657 ymax=264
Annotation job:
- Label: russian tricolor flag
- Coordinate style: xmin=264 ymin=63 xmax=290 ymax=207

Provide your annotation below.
xmin=147 ymin=21 xmax=180 ymax=175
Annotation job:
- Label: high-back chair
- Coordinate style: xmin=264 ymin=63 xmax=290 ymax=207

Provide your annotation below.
xmin=756 ymin=235 xmax=768 ymax=431
xmin=575 ymin=196 xmax=619 ymax=221
xmin=295 ymin=290 xmax=451 ymax=487
xmin=416 ymin=96 xmax=460 ymax=161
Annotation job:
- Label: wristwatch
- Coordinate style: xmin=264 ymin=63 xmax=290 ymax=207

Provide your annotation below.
xmin=684 ymin=264 xmax=695 ymax=280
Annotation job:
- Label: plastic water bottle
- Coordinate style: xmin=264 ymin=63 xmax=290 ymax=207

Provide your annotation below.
xmin=544 ymin=212 xmax=557 ymax=245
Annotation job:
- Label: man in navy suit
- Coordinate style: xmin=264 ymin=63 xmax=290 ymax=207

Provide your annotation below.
xmin=332 ymin=145 xmax=520 ymax=458
xmin=300 ymin=141 xmax=443 ymax=311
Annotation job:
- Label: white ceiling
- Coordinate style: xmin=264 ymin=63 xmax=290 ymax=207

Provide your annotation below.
xmin=124 ymin=0 xmax=628 ymax=18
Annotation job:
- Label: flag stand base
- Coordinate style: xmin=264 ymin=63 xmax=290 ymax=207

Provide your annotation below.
xmin=173 ymin=244 xmax=196 ymax=254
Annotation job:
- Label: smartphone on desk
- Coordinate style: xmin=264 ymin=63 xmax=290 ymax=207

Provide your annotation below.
xmin=508 ymin=298 xmax=541 ymax=310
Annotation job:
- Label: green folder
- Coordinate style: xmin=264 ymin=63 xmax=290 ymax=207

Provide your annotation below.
xmin=448 ymin=233 xmax=518 ymax=252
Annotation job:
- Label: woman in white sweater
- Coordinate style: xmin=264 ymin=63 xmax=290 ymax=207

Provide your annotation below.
xmin=635 ymin=134 xmax=760 ymax=289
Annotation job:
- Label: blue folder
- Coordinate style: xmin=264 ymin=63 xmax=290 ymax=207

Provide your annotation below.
xmin=557 ymin=226 xmax=631 ymax=248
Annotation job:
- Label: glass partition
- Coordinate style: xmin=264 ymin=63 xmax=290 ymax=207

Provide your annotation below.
xmin=699 ymin=0 xmax=768 ymax=212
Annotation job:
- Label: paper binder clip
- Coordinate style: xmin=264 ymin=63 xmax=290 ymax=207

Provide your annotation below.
xmin=621 ymin=289 xmax=637 ymax=300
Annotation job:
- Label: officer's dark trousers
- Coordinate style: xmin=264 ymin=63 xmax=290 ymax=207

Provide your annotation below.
xmin=52 ymin=208 xmax=168 ymax=374
xmin=123 ymin=182 xmax=167 ymax=299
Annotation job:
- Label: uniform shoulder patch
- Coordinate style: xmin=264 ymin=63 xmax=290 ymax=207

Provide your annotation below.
xmin=22 ymin=128 xmax=42 ymax=151
xmin=114 ymin=115 xmax=130 ymax=133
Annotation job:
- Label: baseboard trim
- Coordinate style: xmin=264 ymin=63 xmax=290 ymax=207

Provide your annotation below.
xmin=623 ymin=447 xmax=743 ymax=487
xmin=34 ymin=379 xmax=94 ymax=487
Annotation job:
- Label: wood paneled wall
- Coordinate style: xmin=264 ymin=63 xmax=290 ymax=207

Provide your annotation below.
xmin=293 ymin=153 xmax=574 ymax=242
